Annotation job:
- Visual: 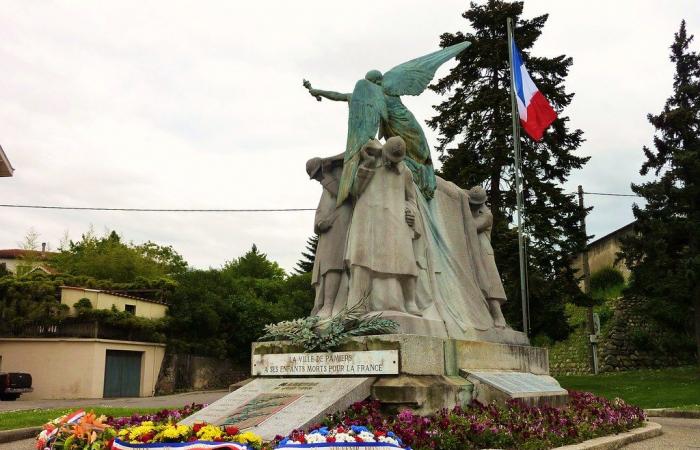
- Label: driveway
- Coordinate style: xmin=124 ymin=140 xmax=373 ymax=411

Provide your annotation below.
xmin=0 ymin=389 xmax=228 ymax=413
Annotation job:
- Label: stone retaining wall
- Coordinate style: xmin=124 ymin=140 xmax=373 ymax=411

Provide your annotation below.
xmin=155 ymin=353 xmax=248 ymax=395
xmin=598 ymin=296 xmax=691 ymax=372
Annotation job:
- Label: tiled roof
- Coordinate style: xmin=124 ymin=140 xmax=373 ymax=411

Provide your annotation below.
xmin=0 ymin=248 xmax=57 ymax=259
xmin=0 ymin=144 xmax=13 ymax=177
xmin=60 ymin=286 xmax=168 ymax=306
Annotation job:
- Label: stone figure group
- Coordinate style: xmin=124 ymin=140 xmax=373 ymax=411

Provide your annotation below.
xmin=306 ymin=136 xmax=509 ymax=337
xmin=302 ymin=41 xmax=515 ymax=339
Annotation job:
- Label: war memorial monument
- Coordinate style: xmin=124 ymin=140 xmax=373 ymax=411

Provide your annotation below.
xmin=181 ymin=41 xmax=567 ymax=440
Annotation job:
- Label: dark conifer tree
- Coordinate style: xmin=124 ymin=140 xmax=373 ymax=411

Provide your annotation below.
xmin=621 ymin=20 xmax=700 ymax=363
xmin=294 ymin=235 xmax=319 ymax=275
xmin=428 ymin=0 xmax=588 ymax=340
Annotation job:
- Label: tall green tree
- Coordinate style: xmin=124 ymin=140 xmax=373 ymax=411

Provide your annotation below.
xmin=169 ymin=245 xmax=314 ymax=362
xmin=621 ymin=20 xmax=700 ymax=363
xmin=51 ymin=229 xmax=187 ymax=282
xmin=428 ymin=0 xmax=588 ymax=340
xmin=294 ymin=235 xmax=319 ymax=275
xmin=222 ymin=244 xmax=285 ymax=280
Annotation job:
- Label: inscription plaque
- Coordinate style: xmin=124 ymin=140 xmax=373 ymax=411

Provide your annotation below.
xmin=467 ymin=371 xmax=568 ymax=396
xmin=180 ymin=377 xmax=374 ymax=440
xmin=252 ymin=350 xmax=399 ymax=376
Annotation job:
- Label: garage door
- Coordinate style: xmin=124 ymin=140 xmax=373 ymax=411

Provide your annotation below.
xmin=103 ymin=350 xmax=142 ymax=398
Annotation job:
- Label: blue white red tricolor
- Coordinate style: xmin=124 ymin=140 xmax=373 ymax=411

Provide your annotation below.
xmin=511 ymin=40 xmax=557 ymax=141
xmin=111 ymin=439 xmax=249 ymax=450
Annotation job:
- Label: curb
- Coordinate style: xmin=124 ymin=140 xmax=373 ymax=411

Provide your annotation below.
xmin=0 ymin=426 xmax=41 ymax=443
xmin=552 ymin=421 xmax=662 ymax=450
xmin=645 ymin=408 xmax=700 ymax=419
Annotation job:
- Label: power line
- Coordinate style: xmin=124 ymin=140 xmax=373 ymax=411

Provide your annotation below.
xmin=0 ymin=204 xmax=316 ymax=212
xmin=0 ymin=190 xmax=642 ymax=213
xmin=582 ymin=191 xmax=641 ymax=198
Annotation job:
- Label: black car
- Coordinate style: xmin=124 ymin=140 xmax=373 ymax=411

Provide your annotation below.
xmin=0 ymin=372 xmax=33 ymax=400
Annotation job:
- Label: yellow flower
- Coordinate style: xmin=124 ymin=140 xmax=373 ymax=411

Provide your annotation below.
xmin=234 ymin=431 xmax=263 ymax=446
xmin=196 ymin=424 xmax=223 ymax=441
xmin=160 ymin=425 xmax=182 ymax=439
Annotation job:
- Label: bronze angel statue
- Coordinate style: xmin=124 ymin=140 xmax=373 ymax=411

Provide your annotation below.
xmin=304 ymin=41 xmax=470 ymax=205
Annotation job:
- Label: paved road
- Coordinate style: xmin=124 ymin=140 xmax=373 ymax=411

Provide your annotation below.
xmin=2 ymin=417 xmax=699 ymax=449
xmin=0 ymin=389 xmax=228 ymax=413
xmin=623 ymin=417 xmax=700 ymax=449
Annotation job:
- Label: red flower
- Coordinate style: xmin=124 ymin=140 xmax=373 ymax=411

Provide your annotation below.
xmin=336 ymin=426 xmax=345 ymax=433
xmin=326 ymin=436 xmax=336 ymax=443
xmin=225 ymin=426 xmax=240 ymax=436
xmin=355 ymin=436 xmax=364 ymax=443
xmin=214 ymin=437 xmax=223 ymax=442
xmin=139 ymin=432 xmax=155 ymax=443
xmin=192 ymin=423 xmax=205 ymax=433
xmin=104 ymin=438 xmax=114 ymax=449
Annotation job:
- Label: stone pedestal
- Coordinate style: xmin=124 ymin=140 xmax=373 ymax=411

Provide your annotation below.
xmin=182 ymin=335 xmax=568 ymax=442
xmin=251 ymin=334 xmax=566 ymax=414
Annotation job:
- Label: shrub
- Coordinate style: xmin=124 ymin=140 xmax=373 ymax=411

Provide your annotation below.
xmin=73 ymin=297 xmax=93 ymax=310
xmin=590 ymin=267 xmax=624 ymax=295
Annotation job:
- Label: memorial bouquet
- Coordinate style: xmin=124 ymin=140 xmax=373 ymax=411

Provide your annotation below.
xmin=274 ymin=425 xmax=408 ymax=449
xmin=35 ymin=407 xmax=263 ymax=450
xmin=35 ymin=410 xmax=117 ymax=450
xmin=112 ymin=422 xmax=263 ymax=449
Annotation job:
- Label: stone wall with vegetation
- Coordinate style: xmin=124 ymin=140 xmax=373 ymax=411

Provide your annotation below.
xmin=155 ymin=353 xmax=248 ymax=395
xmin=549 ymin=293 xmax=694 ymax=375
xmin=598 ymin=296 xmax=694 ymax=372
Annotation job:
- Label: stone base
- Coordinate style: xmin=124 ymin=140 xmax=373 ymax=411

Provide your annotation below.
xmin=378 ymin=311 xmax=449 ymax=339
xmin=251 ymin=335 xmax=565 ymax=412
xmin=371 ymin=375 xmax=473 ymax=416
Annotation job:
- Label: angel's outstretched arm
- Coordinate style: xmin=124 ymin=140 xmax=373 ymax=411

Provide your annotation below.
xmin=308 ymin=88 xmax=351 ymax=102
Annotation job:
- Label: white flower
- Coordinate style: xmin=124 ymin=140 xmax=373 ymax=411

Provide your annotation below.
xmin=305 ymin=433 xmax=326 ymax=444
xmin=358 ymin=431 xmax=376 ymax=442
xmin=379 ymin=436 xmax=400 ymax=446
xmin=334 ymin=432 xmax=355 ymax=442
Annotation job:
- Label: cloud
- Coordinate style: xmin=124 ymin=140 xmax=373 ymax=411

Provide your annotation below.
xmin=0 ymin=0 xmax=697 ymax=269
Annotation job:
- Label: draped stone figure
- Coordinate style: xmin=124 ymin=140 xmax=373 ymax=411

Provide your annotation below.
xmin=306 ymin=155 xmax=352 ymax=318
xmin=468 ymin=186 xmax=507 ymax=328
xmin=345 ymin=137 xmax=421 ymax=315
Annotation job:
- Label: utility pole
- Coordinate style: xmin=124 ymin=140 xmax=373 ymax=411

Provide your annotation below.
xmin=577 ymin=185 xmax=597 ymax=373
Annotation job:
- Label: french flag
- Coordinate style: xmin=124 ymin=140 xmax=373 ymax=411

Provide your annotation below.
xmin=511 ymin=40 xmax=557 ymax=141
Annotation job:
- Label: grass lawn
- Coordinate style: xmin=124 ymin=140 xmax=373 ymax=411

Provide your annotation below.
xmin=0 ymin=406 xmax=167 ymax=431
xmin=557 ymin=366 xmax=700 ymax=409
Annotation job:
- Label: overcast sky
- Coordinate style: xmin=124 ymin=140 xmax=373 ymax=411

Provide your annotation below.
xmin=1 ymin=1 xmax=698 ymax=271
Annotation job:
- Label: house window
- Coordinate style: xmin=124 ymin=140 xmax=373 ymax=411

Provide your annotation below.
xmin=125 ymin=304 xmax=136 ymax=315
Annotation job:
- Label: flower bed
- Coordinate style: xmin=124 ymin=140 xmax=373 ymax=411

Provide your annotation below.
xmin=36 ymin=392 xmax=645 ymax=450
xmin=282 ymin=392 xmax=644 ymax=450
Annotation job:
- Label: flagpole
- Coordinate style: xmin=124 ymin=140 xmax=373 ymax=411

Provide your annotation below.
xmin=507 ymin=17 xmax=530 ymax=336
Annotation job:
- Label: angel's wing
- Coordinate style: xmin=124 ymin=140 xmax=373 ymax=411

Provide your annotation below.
xmin=336 ymin=79 xmax=387 ymax=205
xmin=382 ymin=41 xmax=471 ymax=97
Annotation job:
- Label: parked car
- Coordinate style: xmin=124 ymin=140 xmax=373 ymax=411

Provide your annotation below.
xmin=0 ymin=372 xmax=33 ymax=400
